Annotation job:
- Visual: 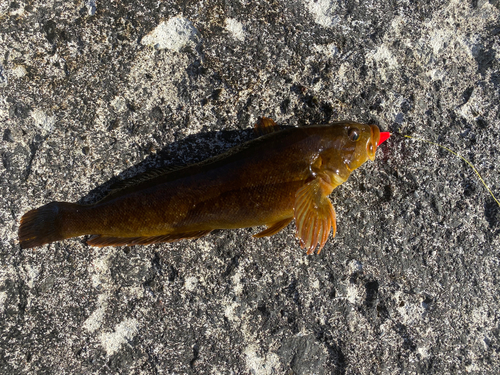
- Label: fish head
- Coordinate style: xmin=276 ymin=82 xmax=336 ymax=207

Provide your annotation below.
xmin=320 ymin=122 xmax=388 ymax=179
xmin=342 ymin=123 xmax=390 ymax=170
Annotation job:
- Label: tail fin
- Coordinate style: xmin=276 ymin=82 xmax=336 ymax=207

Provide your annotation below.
xmin=18 ymin=202 xmax=79 ymax=249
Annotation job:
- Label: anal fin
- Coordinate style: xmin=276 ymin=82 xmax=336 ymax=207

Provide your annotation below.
xmin=87 ymin=230 xmax=212 ymax=247
xmin=294 ymin=177 xmax=336 ymax=255
xmin=253 ymin=217 xmax=293 ymax=238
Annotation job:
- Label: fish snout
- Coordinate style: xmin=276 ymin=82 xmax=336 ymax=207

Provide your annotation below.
xmin=367 ymin=125 xmax=390 ymax=161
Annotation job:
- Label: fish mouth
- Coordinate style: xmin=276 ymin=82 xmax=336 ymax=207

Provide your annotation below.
xmin=367 ymin=125 xmax=380 ymax=161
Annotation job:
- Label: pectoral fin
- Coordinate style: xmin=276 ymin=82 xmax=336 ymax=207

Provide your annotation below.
xmin=294 ymin=178 xmax=336 ymax=255
xmin=253 ymin=217 xmax=293 ymax=238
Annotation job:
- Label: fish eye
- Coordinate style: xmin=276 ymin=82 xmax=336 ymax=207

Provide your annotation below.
xmin=348 ymin=128 xmax=360 ymax=142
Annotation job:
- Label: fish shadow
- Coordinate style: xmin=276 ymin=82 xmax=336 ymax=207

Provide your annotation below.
xmin=76 ymin=126 xmax=294 ymax=205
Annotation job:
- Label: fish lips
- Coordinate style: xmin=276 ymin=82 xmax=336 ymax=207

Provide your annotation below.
xmin=367 ymin=125 xmax=380 ymax=161
xmin=368 ymin=126 xmax=390 ymax=161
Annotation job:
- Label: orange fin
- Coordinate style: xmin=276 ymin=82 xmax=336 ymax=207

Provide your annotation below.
xmin=294 ymin=178 xmax=336 ymax=255
xmin=87 ymin=230 xmax=212 ymax=247
xmin=254 ymin=117 xmax=280 ymax=136
xmin=18 ymin=202 xmax=79 ymax=249
xmin=253 ymin=217 xmax=293 ymax=238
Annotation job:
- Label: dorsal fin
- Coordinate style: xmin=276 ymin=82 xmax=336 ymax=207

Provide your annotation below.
xmin=254 ymin=117 xmax=280 ymax=136
xmin=98 ymin=164 xmax=187 ymax=203
xmin=108 ymin=164 xmax=185 ymax=192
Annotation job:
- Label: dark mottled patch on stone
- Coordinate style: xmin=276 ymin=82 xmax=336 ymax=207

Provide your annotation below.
xmin=365 ymin=280 xmax=379 ymax=307
xmin=9 ymin=103 xmax=31 ymax=119
xmin=110 ymin=252 xmax=152 ymax=287
xmin=211 ymin=88 xmax=223 ymax=101
xmin=222 ymin=255 xmax=239 ymax=278
xmin=167 ymin=265 xmax=179 ymax=282
xmin=1 ymin=152 xmax=11 ymax=171
xmin=149 ymin=106 xmax=163 ymax=121
xmin=43 ymin=20 xmax=58 ymax=44
xmin=3 ymin=128 xmax=14 ymax=142
xmin=485 ymin=198 xmax=500 ymax=230
xmin=280 ymin=98 xmax=291 ymax=114
xmin=475 ymin=47 xmax=497 ymax=75
xmin=395 ymin=323 xmax=417 ymax=352
xmin=279 ymin=334 xmax=327 ymax=375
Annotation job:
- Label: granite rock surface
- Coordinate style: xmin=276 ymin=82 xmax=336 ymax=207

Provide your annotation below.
xmin=1 ymin=0 xmax=500 ymax=373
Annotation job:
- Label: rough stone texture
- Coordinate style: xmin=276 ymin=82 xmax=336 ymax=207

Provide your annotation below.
xmin=1 ymin=0 xmax=500 ymax=374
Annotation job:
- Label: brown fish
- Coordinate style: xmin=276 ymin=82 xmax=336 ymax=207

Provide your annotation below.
xmin=18 ymin=118 xmax=389 ymax=254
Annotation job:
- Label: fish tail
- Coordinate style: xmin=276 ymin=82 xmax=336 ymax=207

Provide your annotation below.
xmin=18 ymin=202 xmax=81 ymax=249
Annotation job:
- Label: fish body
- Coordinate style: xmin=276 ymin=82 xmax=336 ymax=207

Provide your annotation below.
xmin=19 ymin=120 xmax=386 ymax=254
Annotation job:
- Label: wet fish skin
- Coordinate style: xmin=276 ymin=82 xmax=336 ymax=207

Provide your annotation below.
xmin=18 ymin=120 xmax=382 ymax=254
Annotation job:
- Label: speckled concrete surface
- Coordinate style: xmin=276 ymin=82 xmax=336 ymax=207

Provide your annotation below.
xmin=1 ymin=0 xmax=499 ymax=373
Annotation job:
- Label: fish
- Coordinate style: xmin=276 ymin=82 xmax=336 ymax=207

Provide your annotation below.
xmin=18 ymin=118 xmax=390 ymax=254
